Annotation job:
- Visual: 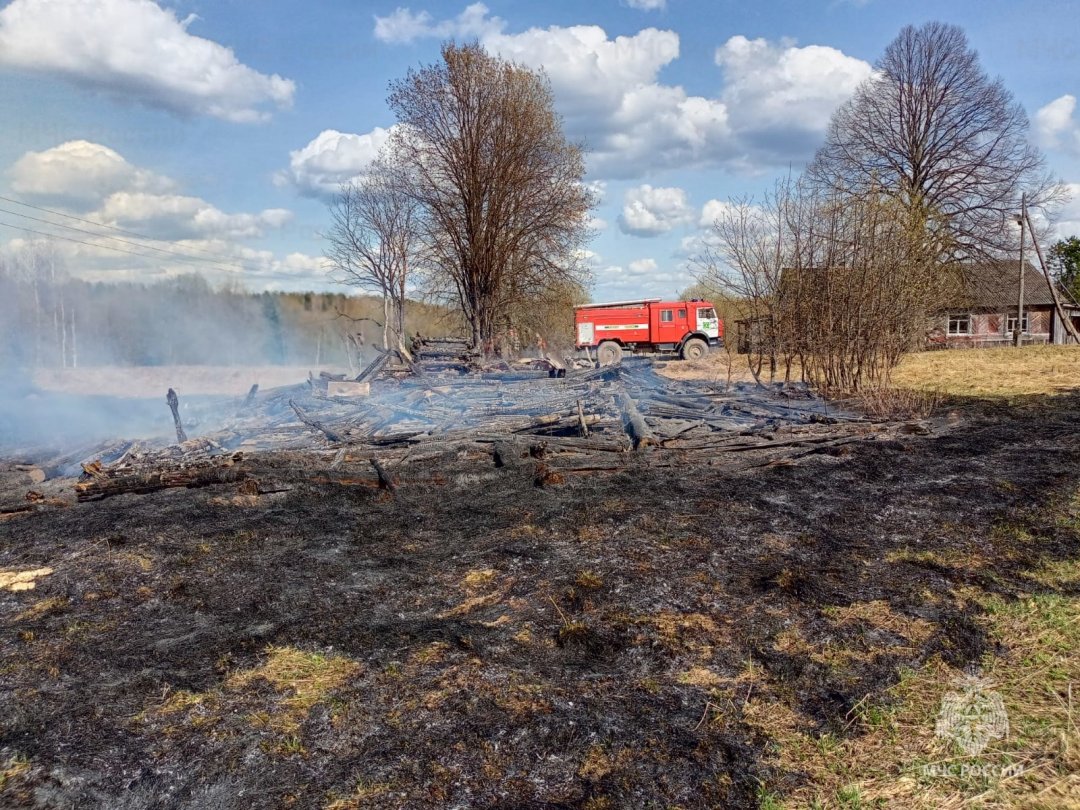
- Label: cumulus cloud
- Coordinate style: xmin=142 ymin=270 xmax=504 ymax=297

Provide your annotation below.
xmin=97 ymin=192 xmax=292 ymax=241
xmin=484 ymin=23 xmax=732 ymax=175
xmin=698 ymin=198 xmax=752 ymax=229
xmin=28 ymin=235 xmax=327 ymax=291
xmin=374 ymin=2 xmax=504 ymax=44
xmin=593 ymin=261 xmax=683 ymax=300
xmin=715 ymin=35 xmax=873 ymax=159
xmin=366 ymin=6 xmax=871 ymax=178
xmin=8 ymin=140 xmax=174 ymax=209
xmin=276 ymin=128 xmax=395 ymax=198
xmin=0 ymin=0 xmax=295 ymax=122
xmin=1053 ymin=182 xmax=1080 ymax=238
xmin=619 ymin=185 xmax=696 ymax=236
xmin=627 ymin=257 xmax=659 ymax=275
xmin=1036 ymin=95 xmax=1080 ymax=154
xmin=2 ymin=141 xmax=305 ymax=287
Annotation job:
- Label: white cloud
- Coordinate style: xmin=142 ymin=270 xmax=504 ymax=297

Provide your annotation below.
xmin=625 ymin=0 xmax=666 ymax=9
xmin=374 ymin=2 xmax=504 ymax=44
xmin=277 ymin=128 xmax=395 ymax=198
xmin=696 ymin=198 xmax=759 ymax=229
xmin=2 ymin=141 xmax=307 ymax=288
xmin=593 ymin=262 xmax=684 ymax=300
xmin=1036 ymin=95 xmax=1080 ymax=155
xmin=619 ymin=185 xmax=695 ymax=236
xmin=0 ymin=0 xmax=295 ymax=122
xmin=1053 ymin=182 xmax=1080 ymax=238
xmin=483 ymin=23 xmax=732 ymax=176
xmin=627 ymin=257 xmax=659 ymax=275
xmin=8 ymin=140 xmax=174 ymax=209
xmin=367 ymin=7 xmax=871 ymax=178
xmin=715 ymin=35 xmax=873 ymax=157
xmin=97 ymin=192 xmax=292 ymax=241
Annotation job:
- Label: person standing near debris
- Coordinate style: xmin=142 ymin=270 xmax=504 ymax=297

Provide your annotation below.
xmin=535 ymin=332 xmax=547 ymax=359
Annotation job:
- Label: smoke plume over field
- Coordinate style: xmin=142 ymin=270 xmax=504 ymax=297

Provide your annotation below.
xmin=0 ymin=248 xmax=450 ymax=451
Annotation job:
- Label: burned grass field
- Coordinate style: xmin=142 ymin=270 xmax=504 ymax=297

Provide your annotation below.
xmin=2 ymin=351 xmax=1080 ymax=809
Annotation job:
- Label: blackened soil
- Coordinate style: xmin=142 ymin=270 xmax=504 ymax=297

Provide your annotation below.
xmin=2 ymin=394 xmax=1080 ymax=809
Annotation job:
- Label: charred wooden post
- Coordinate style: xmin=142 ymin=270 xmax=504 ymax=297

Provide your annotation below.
xmin=576 ymin=399 xmax=590 ymax=438
xmin=166 ymin=388 xmax=187 ymax=443
xmin=369 ymin=458 xmax=397 ymax=492
xmin=354 ymin=352 xmax=389 ymax=383
xmin=615 ymin=390 xmax=656 ymax=450
xmin=289 ymin=399 xmax=346 ymax=444
xmin=235 ymin=383 xmax=259 ymax=416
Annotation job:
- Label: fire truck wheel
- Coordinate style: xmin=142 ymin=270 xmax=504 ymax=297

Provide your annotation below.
xmin=596 ymin=341 xmax=623 ymax=366
xmin=681 ymin=338 xmax=708 ymax=360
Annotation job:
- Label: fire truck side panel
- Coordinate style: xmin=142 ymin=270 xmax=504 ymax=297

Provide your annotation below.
xmin=575 ymin=304 xmax=650 ymax=347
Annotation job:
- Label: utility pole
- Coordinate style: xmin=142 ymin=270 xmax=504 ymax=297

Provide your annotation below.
xmin=1014 ymin=192 xmax=1025 ymax=347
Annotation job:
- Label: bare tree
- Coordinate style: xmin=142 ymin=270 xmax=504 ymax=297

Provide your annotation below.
xmin=387 ymin=42 xmax=593 ymax=352
xmin=698 ymin=177 xmax=956 ymax=392
xmin=809 ymin=22 xmax=1061 ymax=260
xmin=324 ymin=157 xmax=418 ymax=355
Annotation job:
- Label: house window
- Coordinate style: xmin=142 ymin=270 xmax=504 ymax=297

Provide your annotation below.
xmin=1006 ymin=313 xmax=1029 ymax=334
xmin=947 ymin=314 xmax=971 ymax=335
xmin=660 ymin=309 xmax=673 ymax=323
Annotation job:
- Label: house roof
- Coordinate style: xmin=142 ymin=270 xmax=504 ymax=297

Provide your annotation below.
xmin=952 ymin=260 xmax=1076 ymax=310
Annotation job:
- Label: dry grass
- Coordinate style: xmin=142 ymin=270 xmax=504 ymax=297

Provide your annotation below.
xmin=677 ymin=666 xmax=726 ymax=689
xmin=657 ymin=349 xmax=759 ymax=383
xmin=14 ymin=596 xmax=68 ymax=622
xmin=225 ymin=646 xmax=361 ymax=734
xmin=324 ymin=780 xmax=394 ymax=809
xmin=0 ymin=567 xmax=54 ymax=592
xmin=851 ymin=386 xmax=942 ymax=419
xmin=893 ymin=346 xmax=1080 ymax=398
xmin=0 ymin=755 xmax=30 ymax=792
xmin=755 ymin=500 xmax=1080 ymax=809
xmin=662 ymin=345 xmax=1080 ymax=405
xmin=140 ymin=646 xmax=361 ymax=741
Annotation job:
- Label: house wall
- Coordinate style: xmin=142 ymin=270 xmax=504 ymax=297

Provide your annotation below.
xmin=937 ymin=307 xmax=1052 ymax=348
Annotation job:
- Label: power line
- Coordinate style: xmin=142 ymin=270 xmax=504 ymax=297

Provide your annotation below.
xmin=0 ymin=193 xmax=252 ymax=264
xmin=0 ymin=205 xmax=247 ymax=273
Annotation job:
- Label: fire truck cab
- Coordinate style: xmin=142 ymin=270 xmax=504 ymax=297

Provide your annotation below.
xmin=574 ymin=298 xmax=723 ymax=366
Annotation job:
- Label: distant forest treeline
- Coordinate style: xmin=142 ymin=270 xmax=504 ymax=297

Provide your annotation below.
xmin=0 ymin=266 xmax=458 ymax=370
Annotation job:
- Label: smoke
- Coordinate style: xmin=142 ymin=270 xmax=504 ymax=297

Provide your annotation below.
xmin=0 ymin=247 xmax=359 ymax=455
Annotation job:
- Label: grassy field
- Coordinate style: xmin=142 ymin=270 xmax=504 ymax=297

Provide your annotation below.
xmin=757 ymin=491 xmax=1080 ymax=809
xmin=893 ymin=346 xmax=1080 ymax=398
xmin=664 ymin=344 xmax=1080 ymax=400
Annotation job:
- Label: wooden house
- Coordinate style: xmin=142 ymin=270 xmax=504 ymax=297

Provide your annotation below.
xmin=930 ymin=260 xmax=1080 ymax=348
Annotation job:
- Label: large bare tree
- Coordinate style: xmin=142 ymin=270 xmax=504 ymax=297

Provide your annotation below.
xmin=324 ymin=157 xmax=419 ymax=354
xmin=387 ymin=42 xmax=593 ymax=351
xmin=697 ymin=176 xmax=956 ymax=392
xmin=809 ymin=22 xmax=1060 ymax=260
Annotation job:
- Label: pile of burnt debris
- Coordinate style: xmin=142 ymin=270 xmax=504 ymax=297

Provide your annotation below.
xmin=6 ymin=337 xmax=902 ymax=507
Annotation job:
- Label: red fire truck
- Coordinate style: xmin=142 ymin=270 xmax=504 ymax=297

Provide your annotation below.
xmin=574 ymin=298 xmax=723 ymax=365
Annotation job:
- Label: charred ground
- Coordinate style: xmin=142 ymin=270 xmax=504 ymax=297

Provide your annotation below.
xmin=1 ymin=368 xmax=1080 ymax=809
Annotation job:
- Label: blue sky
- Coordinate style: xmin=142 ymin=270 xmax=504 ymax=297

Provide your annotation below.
xmin=1 ymin=0 xmax=1079 ymax=300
